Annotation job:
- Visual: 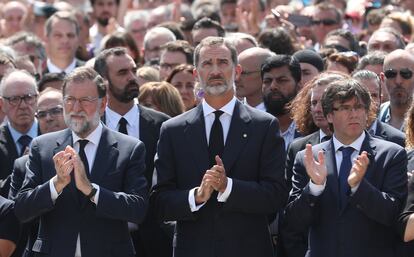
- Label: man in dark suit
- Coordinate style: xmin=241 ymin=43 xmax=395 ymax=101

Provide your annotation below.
xmin=285 ymin=78 xmax=407 ymax=257
xmin=43 ymin=11 xmax=84 ymax=75
xmin=94 ymin=47 xmax=170 ymax=257
xmin=151 ymin=36 xmax=288 ymax=257
xmin=0 ymin=70 xmax=39 ymax=197
xmin=14 ymin=67 xmax=148 ymax=257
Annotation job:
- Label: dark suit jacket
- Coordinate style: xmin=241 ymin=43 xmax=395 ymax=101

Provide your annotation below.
xmin=102 ymin=105 xmax=169 ymax=189
xmin=151 ymin=101 xmax=288 ymax=257
xmin=14 ymin=126 xmax=148 ymax=257
xmin=0 ymin=125 xmax=20 ymax=198
xmin=285 ymin=132 xmax=407 ymax=257
xmin=375 ymin=120 xmax=406 ymax=147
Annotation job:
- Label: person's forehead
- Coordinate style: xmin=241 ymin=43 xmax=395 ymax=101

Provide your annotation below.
xmin=161 ymin=50 xmax=186 ymax=62
xmin=51 ymin=18 xmax=77 ymax=32
xmin=65 ymin=80 xmax=98 ymax=95
xmin=199 ymin=44 xmax=231 ymax=58
xmin=94 ymin=0 xmax=117 ymax=5
xmin=385 ymin=53 xmax=414 ymax=68
xmin=370 ymin=31 xmax=396 ymax=42
xmin=38 ymin=94 xmax=63 ymax=109
xmin=313 ymin=9 xmax=336 ymax=19
xmin=264 ymin=66 xmax=291 ymax=76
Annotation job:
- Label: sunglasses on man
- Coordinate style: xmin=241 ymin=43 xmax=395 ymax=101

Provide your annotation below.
xmin=384 ymin=68 xmax=413 ymax=80
xmin=312 ymin=19 xmax=338 ymax=26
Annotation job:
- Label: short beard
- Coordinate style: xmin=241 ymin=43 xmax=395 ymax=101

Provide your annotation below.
xmin=201 ymin=74 xmax=234 ymax=96
xmin=64 ymin=110 xmax=101 ymax=137
xmin=108 ymin=78 xmax=139 ymax=103
xmin=263 ymin=91 xmax=296 ymax=117
xmin=97 ymin=17 xmax=109 ymax=27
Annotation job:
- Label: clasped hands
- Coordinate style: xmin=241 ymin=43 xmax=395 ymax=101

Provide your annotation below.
xmin=195 ymin=155 xmax=227 ymax=204
xmin=52 ymin=145 xmax=93 ymax=195
xmin=304 ymin=144 xmax=370 ymax=188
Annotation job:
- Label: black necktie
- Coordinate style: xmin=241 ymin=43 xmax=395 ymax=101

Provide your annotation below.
xmin=321 ymin=135 xmax=331 ymax=143
xmin=18 ymin=135 xmax=32 ymax=156
xmin=118 ymin=117 xmax=128 ymax=135
xmin=338 ymin=146 xmax=354 ymax=210
xmin=208 ymin=110 xmax=224 ymax=165
xmin=78 ymin=139 xmax=90 ymax=176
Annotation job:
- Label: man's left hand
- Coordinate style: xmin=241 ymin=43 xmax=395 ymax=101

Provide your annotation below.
xmin=348 ymin=151 xmax=369 ymax=188
xmin=205 ymin=155 xmax=227 ymax=193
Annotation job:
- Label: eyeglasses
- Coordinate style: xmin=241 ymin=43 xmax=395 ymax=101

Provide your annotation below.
xmin=241 ymin=70 xmax=261 ymax=76
xmin=332 ymin=104 xmax=365 ymax=113
xmin=36 ymin=106 xmax=63 ymax=119
xmin=2 ymin=94 xmax=38 ymax=106
xmin=63 ymin=96 xmax=99 ymax=107
xmin=384 ymin=68 xmax=413 ymax=79
xmin=312 ymin=19 xmax=338 ymax=26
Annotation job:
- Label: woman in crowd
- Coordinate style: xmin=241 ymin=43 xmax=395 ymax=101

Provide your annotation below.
xmin=166 ymin=64 xmax=197 ymax=111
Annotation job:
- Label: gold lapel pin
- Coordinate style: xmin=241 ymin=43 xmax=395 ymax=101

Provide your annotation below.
xmin=243 ymin=133 xmax=247 ymax=138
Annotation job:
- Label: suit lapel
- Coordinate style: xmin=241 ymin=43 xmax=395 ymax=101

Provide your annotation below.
xmin=90 ymin=126 xmax=118 ymax=183
xmin=53 ymin=129 xmax=79 ymax=205
xmin=307 ymin=132 xmax=320 ymax=145
xmin=184 ymin=105 xmax=210 ymax=173
xmin=222 ymin=101 xmax=251 ymax=176
xmin=323 ymin=140 xmax=340 ymax=202
xmin=138 ymin=105 xmax=156 ymax=146
xmin=358 ymin=132 xmax=377 ymax=181
xmin=0 ymin=125 xmax=19 ymax=160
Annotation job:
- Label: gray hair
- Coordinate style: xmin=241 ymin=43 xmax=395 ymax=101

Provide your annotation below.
xmin=194 ymin=36 xmax=238 ymax=67
xmin=143 ymin=27 xmax=176 ymax=50
xmin=124 ymin=10 xmax=148 ymax=30
xmin=0 ymin=69 xmax=37 ymax=96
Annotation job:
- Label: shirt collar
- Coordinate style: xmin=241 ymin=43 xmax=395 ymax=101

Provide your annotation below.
xmin=72 ymin=122 xmax=103 ymax=146
xmin=281 ymin=121 xmax=296 ymax=137
xmin=319 ymin=129 xmax=328 ymax=142
xmin=333 ymin=131 xmax=366 ymax=153
xmin=105 ymin=105 xmax=139 ymax=126
xmin=47 ymin=58 xmax=77 ymax=74
xmin=8 ymin=120 xmax=38 ymax=143
xmin=202 ymin=96 xmax=237 ymax=117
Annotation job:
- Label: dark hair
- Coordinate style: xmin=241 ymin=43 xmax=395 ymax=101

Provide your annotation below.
xmin=90 ymin=0 xmax=120 ymax=6
xmin=94 ymin=47 xmax=128 ymax=79
xmin=314 ymin=2 xmax=343 ymax=23
xmin=321 ymin=78 xmax=371 ymax=116
xmin=327 ymin=52 xmax=359 ymax=73
xmin=220 ymin=0 xmax=236 ymax=6
xmin=37 ymin=72 xmax=65 ymax=92
xmin=369 ymin=27 xmax=406 ymax=49
xmin=157 ymin=21 xmax=185 ymax=40
xmin=103 ymin=31 xmax=140 ymax=64
xmin=161 ymin=40 xmax=194 ymax=64
xmin=45 ymin=11 xmax=80 ymax=37
xmin=63 ymin=67 xmax=106 ymax=98
xmin=194 ymin=37 xmax=238 ymax=67
xmin=192 ymin=17 xmax=225 ymax=37
xmin=261 ymin=55 xmax=301 ymax=83
xmin=258 ymin=28 xmax=296 ymax=55
xmin=324 ymin=29 xmax=360 ymax=53
xmin=166 ymin=64 xmax=194 ymax=83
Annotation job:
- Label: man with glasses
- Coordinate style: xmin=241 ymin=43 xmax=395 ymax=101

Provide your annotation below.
xmin=14 ymin=67 xmax=148 ymax=256
xmin=0 ymin=70 xmax=38 ymax=197
xmin=379 ymin=49 xmax=414 ymax=131
xmin=159 ymin=40 xmax=194 ymax=81
xmin=236 ymin=47 xmax=274 ymax=111
xmin=285 ymin=78 xmax=407 ymax=257
xmin=311 ymin=2 xmax=342 ymax=50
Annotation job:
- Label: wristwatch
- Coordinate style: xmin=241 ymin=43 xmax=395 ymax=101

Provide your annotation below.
xmin=87 ymin=186 xmax=97 ymax=200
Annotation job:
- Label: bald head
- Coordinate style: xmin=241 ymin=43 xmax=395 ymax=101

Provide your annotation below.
xmin=384 ymin=49 xmax=414 ymax=69
xmin=238 ymin=47 xmax=275 ymax=70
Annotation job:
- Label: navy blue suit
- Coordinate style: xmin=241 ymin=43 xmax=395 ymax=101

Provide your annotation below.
xmin=285 ymin=132 xmax=407 ymax=257
xmin=14 ymin=126 xmax=148 ymax=257
xmin=151 ymin=101 xmax=288 ymax=257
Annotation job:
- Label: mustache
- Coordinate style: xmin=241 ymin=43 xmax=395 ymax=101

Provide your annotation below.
xmin=208 ymin=75 xmax=225 ymax=81
xmin=67 ymin=111 xmax=87 ymax=117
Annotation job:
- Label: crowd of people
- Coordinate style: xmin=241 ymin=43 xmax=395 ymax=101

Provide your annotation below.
xmin=1 ymin=0 xmax=414 ymax=257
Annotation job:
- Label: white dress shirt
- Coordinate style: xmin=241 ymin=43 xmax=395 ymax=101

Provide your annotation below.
xmin=188 ymin=97 xmax=237 ymax=212
xmin=309 ymin=132 xmax=366 ymax=196
xmin=105 ymin=105 xmax=140 ymax=139
xmin=46 ymin=58 xmax=77 ymax=74
xmin=49 ymin=123 xmax=103 ymax=257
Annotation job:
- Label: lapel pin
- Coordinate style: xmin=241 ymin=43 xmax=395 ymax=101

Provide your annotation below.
xmin=243 ymin=133 xmax=247 ymax=138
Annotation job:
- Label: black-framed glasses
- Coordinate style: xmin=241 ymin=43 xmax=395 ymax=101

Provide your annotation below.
xmin=332 ymin=104 xmax=365 ymax=113
xmin=241 ymin=70 xmax=261 ymax=76
xmin=384 ymin=68 xmax=413 ymax=79
xmin=2 ymin=94 xmax=38 ymax=106
xmin=63 ymin=96 xmax=99 ymax=107
xmin=312 ymin=19 xmax=338 ymax=26
xmin=36 ymin=106 xmax=63 ymax=119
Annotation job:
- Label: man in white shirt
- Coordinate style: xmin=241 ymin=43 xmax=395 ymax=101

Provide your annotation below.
xmin=14 ymin=67 xmax=148 ymax=257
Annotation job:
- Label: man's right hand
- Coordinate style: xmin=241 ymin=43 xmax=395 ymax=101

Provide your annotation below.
xmin=195 ymin=175 xmax=214 ymax=205
xmin=52 ymin=150 xmax=73 ymax=193
xmin=304 ymin=144 xmax=327 ymax=185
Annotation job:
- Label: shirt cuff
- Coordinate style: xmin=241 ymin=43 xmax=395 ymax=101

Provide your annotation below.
xmin=217 ymin=178 xmax=232 ymax=202
xmin=188 ymin=187 xmax=206 ymax=212
xmin=91 ymin=183 xmax=100 ymax=205
xmin=309 ymin=179 xmax=325 ymax=196
xmin=49 ymin=179 xmax=60 ymax=203
xmin=350 ymin=182 xmax=360 ymax=195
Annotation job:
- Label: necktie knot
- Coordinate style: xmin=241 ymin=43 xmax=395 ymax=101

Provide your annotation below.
xmin=213 ymin=110 xmax=224 ymax=120
xmin=340 ymin=146 xmax=354 ymax=158
xmin=78 ymin=139 xmax=89 ymax=150
xmin=18 ymin=135 xmax=32 ymax=156
xmin=118 ymin=117 xmax=128 ymax=135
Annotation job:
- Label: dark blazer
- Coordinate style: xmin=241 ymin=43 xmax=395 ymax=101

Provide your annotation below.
xmin=0 ymin=196 xmax=20 ymax=246
xmin=0 ymin=125 xmax=19 ymax=198
xmin=14 ymin=126 xmax=148 ymax=257
xmin=151 ymin=101 xmax=288 ymax=257
xmin=285 ymin=133 xmax=407 ymax=257
xmin=375 ymin=120 xmax=406 ymax=147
